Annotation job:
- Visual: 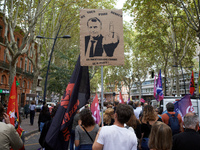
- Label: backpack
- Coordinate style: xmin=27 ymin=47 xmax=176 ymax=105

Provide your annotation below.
xmin=166 ymin=112 xmax=180 ymax=135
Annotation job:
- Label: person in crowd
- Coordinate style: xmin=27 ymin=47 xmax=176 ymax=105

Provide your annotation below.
xmin=139 ymin=102 xmax=148 ymax=120
xmin=113 ymin=100 xmax=119 ymax=113
xmin=39 ymin=105 xmax=58 ymax=150
xmin=126 ymin=110 xmax=141 ymax=148
xmin=75 ymin=109 xmax=99 ymax=150
xmin=99 ymin=108 xmax=115 ymax=127
xmin=0 ymin=103 xmax=23 ymax=150
xmin=38 ymin=105 xmax=51 ymax=133
xmin=172 ymin=112 xmax=200 ymax=150
xmin=24 ymin=101 xmax=29 ymax=118
xmin=139 ymin=105 xmax=157 ymax=150
xmin=92 ymin=104 xmax=137 ymax=150
xmin=155 ymin=107 xmax=163 ymax=119
xmin=49 ymin=103 xmax=55 ymax=114
xmin=162 ymin=102 xmax=183 ymax=135
xmin=29 ymin=101 xmax=36 ymax=125
xmin=70 ymin=110 xmax=80 ymax=150
xmin=128 ymin=101 xmax=136 ymax=109
xmin=148 ymin=121 xmax=172 ymax=150
xmin=134 ymin=101 xmax=143 ymax=119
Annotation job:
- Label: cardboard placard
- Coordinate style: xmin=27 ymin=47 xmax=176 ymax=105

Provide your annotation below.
xmin=80 ymin=9 xmax=124 ymax=66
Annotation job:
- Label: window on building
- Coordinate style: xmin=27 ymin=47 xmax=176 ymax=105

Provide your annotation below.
xmin=4 ymin=50 xmax=6 ymax=62
xmin=20 ymin=58 xmax=23 ymax=68
xmin=0 ymin=26 xmax=3 ymax=43
xmin=25 ymin=58 xmax=27 ymax=72
xmin=17 ymin=38 xmax=20 ymax=48
xmin=29 ymin=61 xmax=31 ymax=72
xmin=27 ymin=81 xmax=29 ymax=89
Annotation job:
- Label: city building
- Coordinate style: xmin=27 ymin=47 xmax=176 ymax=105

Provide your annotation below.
xmin=131 ymin=72 xmax=199 ymax=102
xmin=0 ymin=16 xmax=42 ymax=107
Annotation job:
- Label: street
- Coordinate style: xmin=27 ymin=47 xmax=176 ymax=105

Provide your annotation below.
xmin=25 ymin=132 xmax=41 ymax=150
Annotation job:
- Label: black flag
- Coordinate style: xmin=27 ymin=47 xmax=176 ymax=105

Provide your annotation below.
xmin=45 ymin=55 xmax=90 ymax=149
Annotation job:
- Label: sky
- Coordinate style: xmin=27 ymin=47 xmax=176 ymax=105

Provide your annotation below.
xmin=115 ymin=0 xmax=132 ymax=22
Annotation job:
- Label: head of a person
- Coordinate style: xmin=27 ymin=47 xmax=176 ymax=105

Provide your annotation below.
xmin=143 ymin=105 xmax=156 ymax=121
xmin=126 ymin=111 xmax=140 ymax=129
xmin=148 ymin=121 xmax=172 ymax=150
xmin=128 ymin=101 xmax=133 ymax=106
xmin=51 ymin=105 xmax=58 ymax=118
xmin=155 ymin=107 xmax=163 ymax=115
xmin=79 ymin=108 xmax=95 ymax=127
xmin=166 ymin=102 xmax=174 ymax=112
xmin=184 ymin=112 xmax=199 ymax=131
xmin=143 ymin=102 xmax=148 ymax=107
xmin=115 ymin=104 xmax=133 ymax=124
xmin=0 ymin=103 xmax=5 ymax=121
xmin=87 ymin=17 xmax=102 ymax=38
xmin=135 ymin=101 xmax=141 ymax=107
xmin=114 ymin=101 xmax=119 ymax=107
xmin=104 ymin=108 xmax=114 ymax=125
xmin=31 ymin=101 xmax=35 ymax=105
xmin=103 ymin=102 xmax=108 ymax=107
xmin=41 ymin=105 xmax=48 ymax=114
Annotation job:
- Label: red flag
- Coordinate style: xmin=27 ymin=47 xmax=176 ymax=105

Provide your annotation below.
xmin=140 ymin=98 xmax=145 ymax=103
xmin=7 ymin=76 xmax=17 ymax=125
xmin=119 ymin=92 xmax=124 ymax=104
xmin=7 ymin=76 xmax=25 ymax=150
xmin=190 ymin=71 xmax=195 ymax=95
xmin=90 ymin=94 xmax=100 ymax=124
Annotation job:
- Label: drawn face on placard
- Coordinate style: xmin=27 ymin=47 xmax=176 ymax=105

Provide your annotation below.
xmin=87 ymin=18 xmax=102 ymax=38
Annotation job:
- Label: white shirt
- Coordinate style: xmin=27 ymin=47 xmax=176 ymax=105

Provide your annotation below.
xmin=134 ymin=106 xmax=142 ymax=119
xmin=29 ymin=104 xmax=36 ymax=111
xmin=97 ymin=125 xmax=137 ymax=150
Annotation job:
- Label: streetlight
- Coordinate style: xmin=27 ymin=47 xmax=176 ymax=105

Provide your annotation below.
xmin=172 ymin=65 xmax=193 ymax=95
xmin=36 ymin=26 xmax=71 ymax=102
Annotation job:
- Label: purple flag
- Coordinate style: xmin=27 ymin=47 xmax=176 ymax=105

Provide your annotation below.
xmin=155 ymin=69 xmax=164 ymax=101
xmin=174 ymin=95 xmax=194 ymax=120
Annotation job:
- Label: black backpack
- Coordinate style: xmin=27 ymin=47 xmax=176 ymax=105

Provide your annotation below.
xmin=166 ymin=112 xmax=180 ymax=135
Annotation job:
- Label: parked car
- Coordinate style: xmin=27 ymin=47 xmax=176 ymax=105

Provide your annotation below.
xmin=36 ymin=104 xmax=43 ymax=112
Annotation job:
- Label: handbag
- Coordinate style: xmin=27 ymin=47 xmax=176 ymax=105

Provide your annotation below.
xmin=81 ymin=125 xmax=94 ymax=143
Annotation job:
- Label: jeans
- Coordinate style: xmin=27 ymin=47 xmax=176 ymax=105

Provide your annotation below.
xmin=141 ymin=138 xmax=149 ymax=150
xmin=40 ymin=122 xmax=45 ymax=133
xmin=30 ymin=110 xmax=35 ymax=125
xmin=79 ymin=144 xmax=92 ymax=150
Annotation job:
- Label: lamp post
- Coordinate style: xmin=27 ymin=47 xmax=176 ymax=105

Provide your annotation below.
xmin=172 ymin=65 xmax=193 ymax=95
xmin=36 ymin=25 xmax=71 ymax=102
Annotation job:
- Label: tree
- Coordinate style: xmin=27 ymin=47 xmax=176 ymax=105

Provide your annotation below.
xmin=124 ymin=0 xmax=196 ymax=96
xmin=2 ymin=0 xmax=51 ymax=88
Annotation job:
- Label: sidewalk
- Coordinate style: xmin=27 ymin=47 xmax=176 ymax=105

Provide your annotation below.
xmin=21 ymin=112 xmax=40 ymax=137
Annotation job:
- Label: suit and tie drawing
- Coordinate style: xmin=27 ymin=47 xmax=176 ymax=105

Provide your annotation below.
xmin=85 ymin=17 xmax=119 ymax=57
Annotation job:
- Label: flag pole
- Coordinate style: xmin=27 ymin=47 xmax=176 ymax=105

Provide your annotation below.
xmin=101 ymin=66 xmax=104 ymax=126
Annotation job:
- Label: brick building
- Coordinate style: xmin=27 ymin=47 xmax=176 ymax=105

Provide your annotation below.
xmin=0 ymin=17 xmax=40 ymax=107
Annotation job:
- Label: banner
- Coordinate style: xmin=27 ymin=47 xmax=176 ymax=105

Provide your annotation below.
xmin=119 ymin=92 xmax=124 ymax=104
xmin=189 ymin=70 xmax=195 ymax=95
xmin=155 ymin=69 xmax=164 ymax=101
xmin=174 ymin=94 xmax=194 ymax=120
xmin=80 ymin=9 xmax=124 ymax=66
xmin=90 ymin=94 xmax=100 ymax=124
xmin=45 ymin=56 xmax=90 ymax=150
xmin=140 ymin=98 xmax=145 ymax=103
xmin=154 ymin=75 xmax=157 ymax=98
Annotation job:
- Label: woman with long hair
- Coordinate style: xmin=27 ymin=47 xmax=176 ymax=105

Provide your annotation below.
xmin=126 ymin=111 xmax=141 ymax=140
xmin=38 ymin=105 xmax=51 ymax=133
xmin=139 ymin=105 xmax=157 ymax=150
xmin=148 ymin=121 xmax=172 ymax=150
xmin=75 ymin=109 xmax=99 ymax=150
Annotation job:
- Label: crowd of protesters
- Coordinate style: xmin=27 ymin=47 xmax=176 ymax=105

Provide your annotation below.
xmin=1 ymin=99 xmax=200 ymax=150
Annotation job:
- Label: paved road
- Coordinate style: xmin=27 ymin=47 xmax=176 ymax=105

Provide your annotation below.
xmin=24 ymin=132 xmax=41 ymax=150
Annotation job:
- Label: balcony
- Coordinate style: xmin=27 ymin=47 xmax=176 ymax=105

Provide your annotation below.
xmin=16 ymin=67 xmax=23 ymax=74
xmin=0 ymin=60 xmax=9 ymax=70
xmin=23 ymin=71 xmax=34 ymax=78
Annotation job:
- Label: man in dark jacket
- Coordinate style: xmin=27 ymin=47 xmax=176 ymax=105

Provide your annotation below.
xmin=172 ymin=112 xmax=200 ymax=150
